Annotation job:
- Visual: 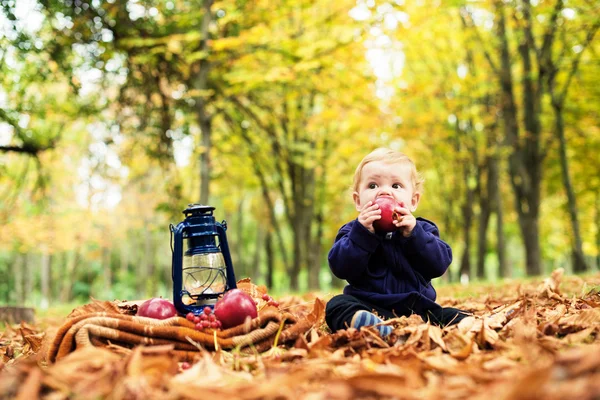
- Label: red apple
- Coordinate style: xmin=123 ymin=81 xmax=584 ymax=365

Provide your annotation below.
xmin=373 ymin=197 xmax=402 ymax=233
xmin=213 ymin=289 xmax=258 ymax=329
xmin=137 ymin=298 xmax=178 ymax=320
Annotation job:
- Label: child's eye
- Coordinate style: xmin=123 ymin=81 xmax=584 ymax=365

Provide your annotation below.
xmin=392 ymin=183 xmax=402 ymax=189
xmin=368 ymin=183 xmax=378 ymax=189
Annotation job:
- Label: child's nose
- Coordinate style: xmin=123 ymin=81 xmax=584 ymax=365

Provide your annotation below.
xmin=377 ymin=187 xmax=392 ymax=196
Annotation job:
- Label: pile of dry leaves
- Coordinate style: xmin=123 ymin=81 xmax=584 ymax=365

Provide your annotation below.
xmin=2 ymin=269 xmax=600 ymax=399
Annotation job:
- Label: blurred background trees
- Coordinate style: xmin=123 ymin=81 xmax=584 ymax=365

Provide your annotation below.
xmin=0 ymin=0 xmax=598 ymax=308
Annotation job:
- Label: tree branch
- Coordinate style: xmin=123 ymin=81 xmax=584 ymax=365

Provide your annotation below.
xmin=521 ymin=0 xmax=542 ymax=61
xmin=227 ymin=95 xmax=294 ymax=223
xmin=556 ymin=18 xmax=600 ymax=105
xmin=460 ymin=6 xmax=499 ymax=75
xmin=0 ymin=145 xmax=43 ymax=155
xmin=540 ymin=0 xmax=565 ymax=67
xmin=219 ymin=109 xmax=291 ymax=274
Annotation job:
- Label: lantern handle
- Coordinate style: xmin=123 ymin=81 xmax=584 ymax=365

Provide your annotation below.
xmin=169 ymin=224 xmax=175 ymax=253
xmin=216 ymin=221 xmax=237 ymax=291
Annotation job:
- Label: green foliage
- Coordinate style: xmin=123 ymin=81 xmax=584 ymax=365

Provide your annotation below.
xmin=0 ymin=0 xmax=599 ymax=307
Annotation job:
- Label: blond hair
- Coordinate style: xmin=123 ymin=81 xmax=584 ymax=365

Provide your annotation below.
xmin=352 ymin=148 xmax=424 ymax=193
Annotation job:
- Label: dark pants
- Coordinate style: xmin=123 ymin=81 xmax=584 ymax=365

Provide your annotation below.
xmin=325 ymin=294 xmax=468 ymax=333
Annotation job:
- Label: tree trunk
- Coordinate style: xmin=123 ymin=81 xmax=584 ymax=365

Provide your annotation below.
xmin=147 ymin=233 xmax=156 ymax=297
xmin=518 ymin=19 xmax=543 ymax=275
xmin=460 ymin=139 xmax=475 ymax=282
xmin=24 ymin=253 xmax=31 ymax=305
xmin=120 ymin=239 xmax=129 ymax=277
xmin=194 ymin=0 xmax=214 ymax=204
xmin=41 ymin=248 xmax=51 ymax=309
xmin=496 ymin=207 xmax=508 ymax=278
xmin=492 ymin=155 xmax=508 ymax=278
xmin=103 ymin=245 xmax=112 ymax=294
xmin=553 ymin=103 xmax=588 ymax=273
xmin=13 ymin=253 xmax=24 ymax=305
xmin=596 ymin=190 xmax=600 ymax=270
xmin=308 ymin=213 xmax=323 ymax=290
xmin=432 ymin=151 xmax=457 ymax=284
xmin=460 ymin=184 xmax=474 ymax=282
xmin=3 ymin=258 xmax=11 ymax=304
xmin=304 ymin=164 xmax=319 ymax=291
xmin=542 ymin=14 xmax=600 ymax=274
xmin=520 ymin=213 xmax=542 ymax=275
xmin=60 ymin=250 xmax=80 ymax=303
xmin=308 ymin=140 xmax=330 ymax=291
xmin=476 ymin=201 xmax=490 ymax=280
xmin=290 ymin=145 xmax=316 ymax=292
xmin=139 ymin=223 xmax=152 ymax=297
xmin=53 ymin=252 xmax=66 ymax=302
xmin=452 ymin=118 xmax=476 ymax=283
xmin=478 ymin=123 xmax=508 ymax=279
xmin=198 ymin=117 xmax=211 ymax=204
xmin=496 ymin=1 xmax=542 ymax=275
xmin=265 ymin=231 xmax=274 ymax=289
xmin=235 ymin=199 xmax=246 ymax=278
xmin=0 ymin=307 xmax=35 ymax=324
xmin=291 ymin=206 xmax=312 ymax=291
xmin=291 ymin=189 xmax=303 ymax=291
xmin=252 ymin=224 xmax=264 ymax=283
xmin=476 ymin=153 xmax=491 ymax=280
xmin=290 ymin=222 xmax=302 ymax=292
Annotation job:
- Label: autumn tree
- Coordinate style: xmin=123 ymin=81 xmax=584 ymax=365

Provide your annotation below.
xmin=461 ymin=0 xmax=599 ymax=275
xmin=213 ymin=1 xmax=379 ymax=290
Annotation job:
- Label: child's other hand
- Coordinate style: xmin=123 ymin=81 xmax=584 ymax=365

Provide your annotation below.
xmin=358 ymin=201 xmax=381 ymax=234
xmin=393 ymin=205 xmax=416 ymax=237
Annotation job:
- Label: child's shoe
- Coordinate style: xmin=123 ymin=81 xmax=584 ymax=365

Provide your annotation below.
xmin=351 ymin=310 xmax=392 ymax=337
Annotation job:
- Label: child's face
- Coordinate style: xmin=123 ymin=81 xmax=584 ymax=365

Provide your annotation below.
xmin=353 ymin=160 xmax=421 ymax=212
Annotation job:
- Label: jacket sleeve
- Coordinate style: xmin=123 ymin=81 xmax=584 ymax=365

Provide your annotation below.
xmin=396 ymin=218 xmax=452 ymax=280
xmin=328 ymin=221 xmax=381 ymax=281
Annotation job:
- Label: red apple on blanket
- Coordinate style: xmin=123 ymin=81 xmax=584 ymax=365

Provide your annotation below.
xmin=214 ymin=289 xmax=258 ymax=329
xmin=137 ymin=298 xmax=178 ymax=319
xmin=373 ymin=197 xmax=404 ymax=233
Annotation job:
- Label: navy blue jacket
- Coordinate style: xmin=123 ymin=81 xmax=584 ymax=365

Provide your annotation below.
xmin=328 ymin=217 xmax=451 ymax=315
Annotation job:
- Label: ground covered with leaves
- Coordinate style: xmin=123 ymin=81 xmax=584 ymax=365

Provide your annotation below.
xmin=2 ymin=269 xmax=600 ymax=399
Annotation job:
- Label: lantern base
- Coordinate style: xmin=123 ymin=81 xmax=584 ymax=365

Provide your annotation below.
xmin=182 ymin=294 xmax=218 ymax=307
xmin=195 ymin=298 xmax=217 ymax=307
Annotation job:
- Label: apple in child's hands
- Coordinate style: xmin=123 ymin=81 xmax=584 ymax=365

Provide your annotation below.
xmin=373 ymin=197 xmax=404 ymax=233
xmin=214 ymin=289 xmax=258 ymax=329
xmin=137 ymin=298 xmax=178 ymax=320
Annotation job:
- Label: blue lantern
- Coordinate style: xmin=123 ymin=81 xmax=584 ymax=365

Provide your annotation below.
xmin=171 ymin=204 xmax=237 ymax=315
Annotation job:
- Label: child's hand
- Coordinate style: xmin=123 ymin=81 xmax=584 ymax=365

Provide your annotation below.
xmin=393 ymin=204 xmax=416 ymax=237
xmin=358 ymin=201 xmax=381 ymax=234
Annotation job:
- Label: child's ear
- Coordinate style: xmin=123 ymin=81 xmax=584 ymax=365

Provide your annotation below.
xmin=410 ymin=192 xmax=421 ymax=212
xmin=353 ymin=192 xmax=361 ymax=212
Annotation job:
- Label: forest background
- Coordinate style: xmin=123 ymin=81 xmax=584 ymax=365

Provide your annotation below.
xmin=0 ymin=0 xmax=598 ymax=311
